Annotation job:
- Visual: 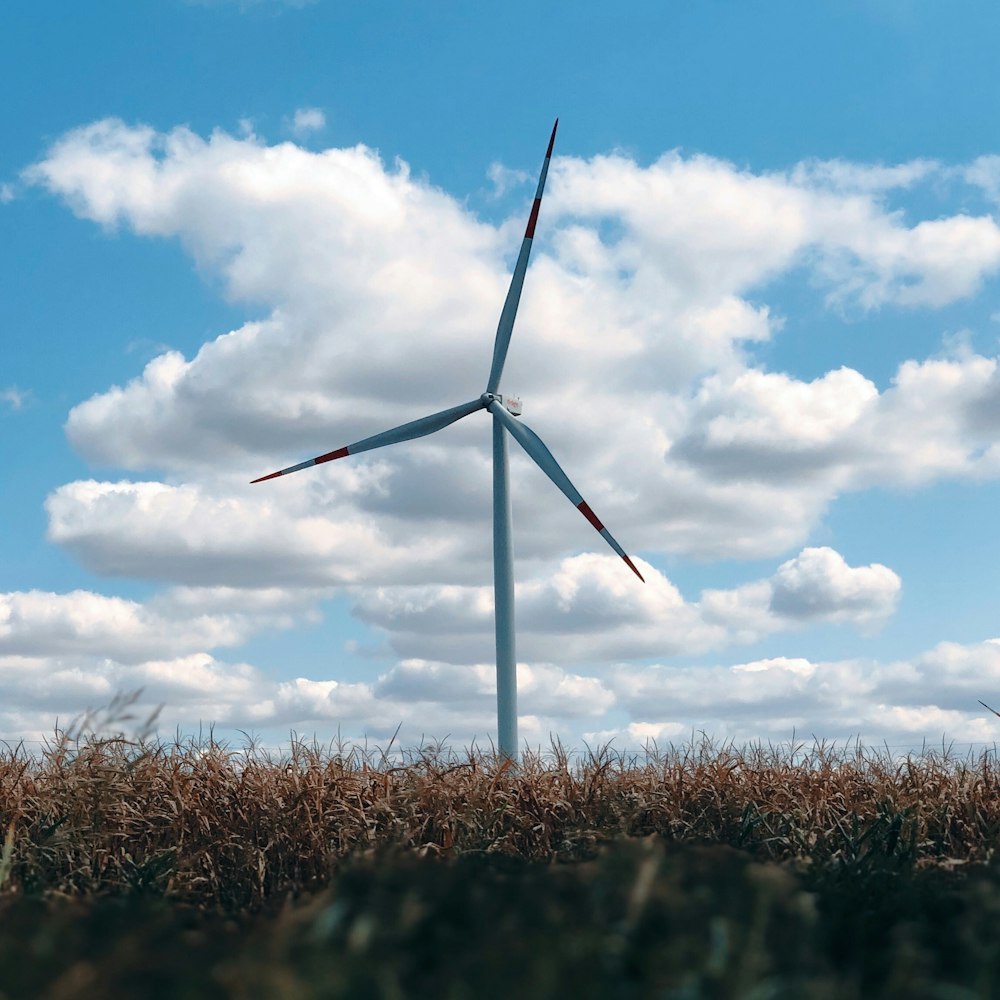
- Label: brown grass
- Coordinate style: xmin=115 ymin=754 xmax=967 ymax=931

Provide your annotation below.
xmin=1 ymin=697 xmax=999 ymax=911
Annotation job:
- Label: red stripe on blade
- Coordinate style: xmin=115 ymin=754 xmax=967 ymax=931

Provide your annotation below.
xmin=250 ymin=470 xmax=284 ymax=484
xmin=577 ymin=500 xmax=604 ymax=532
xmin=622 ymin=555 xmax=645 ymax=583
xmin=524 ymin=198 xmax=542 ymax=239
xmin=316 ymin=446 xmax=350 ymax=465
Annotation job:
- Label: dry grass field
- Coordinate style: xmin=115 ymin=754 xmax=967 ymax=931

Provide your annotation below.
xmin=1 ymin=697 xmax=999 ymax=997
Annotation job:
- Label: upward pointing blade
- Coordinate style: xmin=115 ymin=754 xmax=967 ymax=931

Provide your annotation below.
xmin=251 ymin=397 xmax=486 ymax=483
xmin=486 ymin=119 xmax=558 ymax=395
xmin=488 ymin=401 xmax=645 ymax=582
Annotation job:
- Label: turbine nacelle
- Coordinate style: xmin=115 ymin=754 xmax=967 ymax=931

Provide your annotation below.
xmin=481 ymin=392 xmax=522 ymax=417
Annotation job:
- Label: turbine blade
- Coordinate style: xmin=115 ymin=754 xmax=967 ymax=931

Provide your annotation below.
xmin=489 ymin=401 xmax=644 ymax=582
xmin=486 ymin=119 xmax=558 ymax=395
xmin=251 ymin=397 xmax=486 ymax=483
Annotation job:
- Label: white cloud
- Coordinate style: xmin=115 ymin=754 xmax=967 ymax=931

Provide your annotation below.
xmin=1 ymin=386 xmax=28 ymax=411
xmin=548 ymin=150 xmax=1000 ymax=310
xmin=21 ymin=118 xmax=1000 ymax=745
xmin=354 ymin=555 xmax=717 ymax=663
xmin=37 ymin=487 xmax=902 ymax=663
xmin=373 ymin=659 xmax=614 ymax=719
xmin=766 ymin=547 xmax=900 ymax=627
xmin=0 ymin=647 xmax=614 ymax=750
xmin=486 ymin=161 xmax=530 ymax=198
xmin=670 ymin=354 xmax=1000 ymax=495
xmin=961 ymin=155 xmax=1000 ymax=206
xmin=606 ymin=639 xmax=1000 ymax=747
xmin=45 ymin=478 xmax=488 ymax=587
xmin=0 ymin=182 xmax=14 ymax=204
xmin=28 ymin=119 xmax=1000 ymax=581
xmin=289 ymin=107 xmax=326 ymax=137
xmin=790 ymin=157 xmax=939 ymax=194
xmin=354 ymin=549 xmax=900 ymax=664
xmin=671 ymin=367 xmax=879 ymax=484
xmin=701 ymin=547 xmax=899 ymax=639
xmin=2 ymin=639 xmax=999 ymax=752
xmin=0 ymin=586 xmax=313 ymax=664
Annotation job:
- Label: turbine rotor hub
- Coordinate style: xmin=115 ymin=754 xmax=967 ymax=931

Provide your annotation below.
xmin=481 ymin=392 xmax=523 ymax=417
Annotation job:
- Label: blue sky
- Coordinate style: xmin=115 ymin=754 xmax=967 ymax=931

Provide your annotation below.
xmin=5 ymin=0 xmax=1000 ymax=750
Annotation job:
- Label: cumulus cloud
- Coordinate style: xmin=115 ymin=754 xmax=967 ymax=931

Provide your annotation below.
xmin=19 ymin=118 xmax=1000 ymax=745
xmin=27 ymin=119 xmax=1000 ymax=582
xmin=0 ymin=586 xmax=315 ymax=664
xmin=45 ymin=478 xmax=489 ymax=587
xmin=2 ymin=638 xmax=998 ymax=751
xmin=2 ymin=547 xmax=895 ymax=680
xmin=548 ymin=150 xmax=1000 ymax=310
xmin=699 ymin=546 xmax=900 ymax=642
xmin=374 ymin=659 xmax=614 ymax=720
xmin=0 ymin=646 xmax=616 ymax=750
xmin=0 ymin=386 xmax=28 ymax=411
xmin=0 ymin=651 xmax=263 ymax=742
xmin=354 ymin=555 xmax=713 ymax=663
xmin=354 ymin=548 xmax=900 ymax=664
xmin=766 ymin=547 xmax=900 ymax=626
xmin=486 ymin=161 xmax=530 ymax=198
xmin=790 ymin=158 xmax=939 ymax=194
xmin=670 ymin=354 xmax=1000 ymax=494
xmin=289 ymin=107 xmax=326 ymax=137
xmin=962 ymin=155 xmax=1000 ymax=206
xmin=605 ymin=639 xmax=1000 ymax=748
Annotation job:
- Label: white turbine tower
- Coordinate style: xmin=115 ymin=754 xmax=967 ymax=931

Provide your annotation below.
xmin=252 ymin=121 xmax=644 ymax=758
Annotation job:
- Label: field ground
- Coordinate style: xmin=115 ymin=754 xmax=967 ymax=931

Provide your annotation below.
xmin=1 ymin=708 xmax=999 ymax=997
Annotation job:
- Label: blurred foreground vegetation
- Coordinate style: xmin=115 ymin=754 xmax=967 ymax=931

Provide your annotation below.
xmin=1 ymin=702 xmax=999 ymax=997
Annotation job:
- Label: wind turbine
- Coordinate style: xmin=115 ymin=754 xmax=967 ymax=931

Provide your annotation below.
xmin=251 ymin=120 xmax=644 ymax=759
